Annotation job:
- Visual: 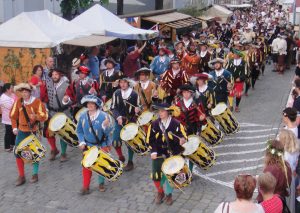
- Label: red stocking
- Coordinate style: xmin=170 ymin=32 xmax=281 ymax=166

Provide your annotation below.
xmin=153 ymin=181 xmax=164 ymax=193
xmin=16 ymin=158 xmax=25 ymax=177
xmin=82 ymin=167 xmax=92 ymax=189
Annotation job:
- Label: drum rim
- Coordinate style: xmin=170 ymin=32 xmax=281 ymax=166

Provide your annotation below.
xmin=48 ymin=112 xmax=67 ymax=131
xmin=120 ymin=123 xmax=139 ymax=141
xmin=182 ymin=135 xmax=201 ymax=156
xmin=16 ymin=134 xmax=38 ymax=149
xmin=162 ymin=155 xmax=185 ymax=174
xmin=211 ymin=102 xmax=227 ymax=116
xmin=137 ymin=111 xmax=154 ymax=125
xmin=82 ymin=146 xmax=99 ymax=168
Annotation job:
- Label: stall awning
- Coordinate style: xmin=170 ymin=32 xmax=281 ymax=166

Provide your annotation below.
xmin=142 ymin=12 xmax=201 ymax=29
xmin=63 ymin=35 xmax=116 ymax=47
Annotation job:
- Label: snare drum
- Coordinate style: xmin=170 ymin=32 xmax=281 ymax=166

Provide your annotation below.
xmin=137 ymin=111 xmax=156 ymax=127
xmin=182 ymin=135 xmax=216 ymax=170
xmin=162 ymin=156 xmax=192 ymax=189
xmin=15 ymin=134 xmax=46 ymax=163
xmin=200 ymin=119 xmax=224 ymax=146
xmin=75 ymin=107 xmax=88 ymax=123
xmin=48 ymin=113 xmax=79 ymax=147
xmin=81 ymin=146 xmax=123 ymax=182
xmin=120 ymin=123 xmax=149 ymax=156
xmin=211 ymin=103 xmax=239 ymax=135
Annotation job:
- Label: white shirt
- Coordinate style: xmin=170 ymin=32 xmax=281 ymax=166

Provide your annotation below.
xmin=140 ymin=80 xmax=150 ymax=90
xmin=106 ymin=69 xmax=114 ymax=77
xmin=121 ymin=88 xmax=133 ymax=99
xmin=200 ymin=51 xmax=208 ymax=58
xmin=233 ymin=58 xmax=242 ymax=66
xmin=215 ymin=69 xmax=224 ymax=77
xmin=198 ymin=85 xmax=208 ymax=93
xmin=159 ymin=116 xmax=172 ymax=131
xmin=23 ymin=96 xmax=35 ymax=105
xmin=172 ymin=68 xmax=180 ymax=77
xmin=159 ymin=56 xmax=166 ymax=63
xmin=214 ymin=202 xmax=264 ymax=213
xmin=183 ymin=98 xmax=193 ymax=108
xmin=271 ymin=37 xmax=280 ymax=53
xmin=277 ymin=38 xmax=287 ymax=55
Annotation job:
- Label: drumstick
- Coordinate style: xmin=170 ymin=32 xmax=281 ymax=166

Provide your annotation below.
xmin=123 ymin=100 xmax=143 ymax=110
xmin=170 ymin=179 xmax=186 ymax=194
xmin=168 ymin=132 xmax=181 ymax=140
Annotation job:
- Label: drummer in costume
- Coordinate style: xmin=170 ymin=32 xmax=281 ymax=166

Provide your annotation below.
xmin=246 ymin=44 xmax=261 ymax=94
xmin=161 ymin=58 xmax=189 ymax=104
xmin=198 ymin=42 xmax=212 ymax=73
xmin=146 ymin=102 xmax=187 ymax=205
xmin=181 ymin=42 xmax=200 ymax=76
xmin=77 ymin=95 xmax=112 ymax=195
xmin=195 ymin=73 xmax=215 ymax=115
xmin=225 ymin=49 xmax=248 ymax=112
xmin=40 ymin=68 xmax=72 ymax=162
xmin=99 ymin=57 xmax=123 ymax=102
xmin=211 ymin=41 xmax=225 ymax=60
xmin=134 ymin=67 xmax=157 ymax=111
xmin=175 ymin=84 xmax=206 ymax=171
xmin=208 ymin=58 xmax=233 ymax=104
xmin=10 ymin=83 xmax=48 ymax=185
xmin=111 ymin=76 xmax=140 ymax=171
xmin=64 ymin=65 xmax=99 ymax=120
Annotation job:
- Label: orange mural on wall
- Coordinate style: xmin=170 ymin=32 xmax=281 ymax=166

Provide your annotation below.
xmin=0 ymin=48 xmax=51 ymax=84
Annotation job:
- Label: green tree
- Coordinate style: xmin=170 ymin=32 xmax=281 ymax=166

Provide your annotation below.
xmin=60 ymin=0 xmax=93 ymax=20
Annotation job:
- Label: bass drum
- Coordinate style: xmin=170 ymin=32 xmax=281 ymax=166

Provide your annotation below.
xmin=49 ymin=113 xmax=79 ymax=147
xmin=182 ymin=135 xmax=216 ymax=170
xmin=162 ymin=155 xmax=192 ymax=189
xmin=120 ymin=123 xmax=149 ymax=156
xmin=82 ymin=146 xmax=123 ymax=182
xmin=211 ymin=103 xmax=239 ymax=135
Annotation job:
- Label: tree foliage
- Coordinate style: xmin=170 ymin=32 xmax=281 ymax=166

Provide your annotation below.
xmin=60 ymin=0 xmax=93 ymax=20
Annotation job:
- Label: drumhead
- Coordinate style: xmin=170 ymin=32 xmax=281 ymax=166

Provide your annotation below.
xmin=17 ymin=134 xmax=36 ymax=149
xmin=182 ymin=135 xmax=201 ymax=156
xmin=75 ymin=108 xmax=88 ymax=122
xmin=211 ymin=103 xmax=227 ymax=116
xmin=120 ymin=123 xmax=139 ymax=141
xmin=137 ymin=111 xmax=154 ymax=126
xmin=82 ymin=146 xmax=98 ymax=168
xmin=103 ymin=99 xmax=112 ymax=112
xmin=49 ymin=113 xmax=67 ymax=132
xmin=162 ymin=156 xmax=185 ymax=175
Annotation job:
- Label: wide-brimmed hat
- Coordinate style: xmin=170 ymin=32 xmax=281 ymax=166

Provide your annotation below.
xmin=232 ymin=48 xmax=244 ymax=57
xmin=195 ymin=73 xmax=209 ymax=81
xmin=170 ymin=57 xmax=181 ymax=64
xmin=76 ymin=66 xmax=90 ymax=75
xmin=174 ymin=41 xmax=184 ymax=47
xmin=104 ymin=57 xmax=117 ymax=66
xmin=135 ymin=67 xmax=151 ymax=77
xmin=152 ymin=102 xmax=173 ymax=111
xmin=209 ymin=58 xmax=225 ymax=65
xmin=199 ymin=33 xmax=207 ymax=37
xmin=14 ymin=83 xmax=34 ymax=92
xmin=179 ymin=84 xmax=195 ymax=93
xmin=48 ymin=67 xmax=66 ymax=77
xmin=72 ymin=58 xmax=80 ymax=67
xmin=81 ymin=95 xmax=103 ymax=108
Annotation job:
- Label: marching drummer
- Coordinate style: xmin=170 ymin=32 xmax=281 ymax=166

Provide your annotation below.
xmin=175 ymin=84 xmax=206 ymax=171
xmin=111 ymin=75 xmax=140 ymax=171
xmin=40 ymin=68 xmax=71 ymax=162
xmin=146 ymin=102 xmax=187 ymax=205
xmin=134 ymin=67 xmax=157 ymax=111
xmin=77 ymin=95 xmax=112 ymax=195
xmin=208 ymin=58 xmax=233 ymax=105
xmin=10 ymin=83 xmax=48 ymax=186
xmin=64 ymin=65 xmax=100 ymax=120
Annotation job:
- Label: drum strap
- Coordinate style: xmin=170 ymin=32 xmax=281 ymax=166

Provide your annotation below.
xmin=138 ymin=82 xmax=150 ymax=109
xmin=86 ymin=112 xmax=106 ymax=145
xmin=21 ymin=98 xmax=35 ymax=132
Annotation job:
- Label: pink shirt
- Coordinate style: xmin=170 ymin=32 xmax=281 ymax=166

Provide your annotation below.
xmin=0 ymin=93 xmax=16 ymax=125
xmin=261 ymin=195 xmax=283 ymax=213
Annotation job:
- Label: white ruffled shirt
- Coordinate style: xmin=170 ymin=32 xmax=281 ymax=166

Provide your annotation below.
xmin=198 ymin=85 xmax=208 ymax=93
xmin=183 ymin=98 xmax=193 ymax=108
xmin=215 ymin=69 xmax=224 ymax=77
xmin=121 ymin=88 xmax=133 ymax=99
xmin=140 ymin=80 xmax=150 ymax=90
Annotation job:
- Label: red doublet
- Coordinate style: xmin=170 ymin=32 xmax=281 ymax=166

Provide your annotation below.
xmin=161 ymin=69 xmax=189 ymax=96
xmin=182 ymin=53 xmax=200 ymax=75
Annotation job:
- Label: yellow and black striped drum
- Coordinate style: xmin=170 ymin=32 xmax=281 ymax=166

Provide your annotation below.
xmin=162 ymin=155 xmax=192 ymax=189
xmin=182 ymin=135 xmax=216 ymax=170
xmin=200 ymin=119 xmax=224 ymax=146
xmin=211 ymin=103 xmax=239 ymax=135
xmin=120 ymin=123 xmax=149 ymax=156
xmin=49 ymin=113 xmax=79 ymax=147
xmin=75 ymin=107 xmax=88 ymax=123
xmin=82 ymin=146 xmax=123 ymax=181
xmin=137 ymin=111 xmax=156 ymax=127
xmin=15 ymin=134 xmax=46 ymax=163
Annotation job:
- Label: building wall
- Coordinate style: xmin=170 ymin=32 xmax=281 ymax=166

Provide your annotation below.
xmin=164 ymin=0 xmax=213 ymax=10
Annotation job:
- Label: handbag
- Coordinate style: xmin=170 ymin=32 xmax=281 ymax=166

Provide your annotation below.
xmin=279 ymin=196 xmax=291 ymax=213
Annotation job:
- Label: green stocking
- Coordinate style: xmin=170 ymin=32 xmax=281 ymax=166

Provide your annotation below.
xmin=60 ymin=139 xmax=67 ymax=155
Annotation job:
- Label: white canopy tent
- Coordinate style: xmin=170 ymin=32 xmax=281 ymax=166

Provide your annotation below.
xmin=72 ymin=4 xmax=159 ymax=40
xmin=0 ymin=10 xmax=91 ymax=48
xmin=202 ymin=5 xmax=233 ymax=23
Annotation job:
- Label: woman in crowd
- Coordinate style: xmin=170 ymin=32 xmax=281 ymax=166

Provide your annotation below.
xmin=258 ymin=172 xmax=283 ymax=213
xmin=257 ymin=139 xmax=292 ymax=203
xmin=282 ymin=107 xmax=298 ymax=137
xmin=214 ymin=174 xmax=264 ymax=213
xmin=0 ymin=83 xmax=16 ymax=152
xmin=29 ymin=65 xmax=44 ymax=98
xmin=279 ymin=129 xmax=300 ymax=213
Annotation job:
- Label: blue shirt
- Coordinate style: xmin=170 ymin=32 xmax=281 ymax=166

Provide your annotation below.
xmin=88 ymin=55 xmax=100 ymax=79
xmin=150 ymin=55 xmax=170 ymax=75
xmin=76 ymin=110 xmax=113 ymax=147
